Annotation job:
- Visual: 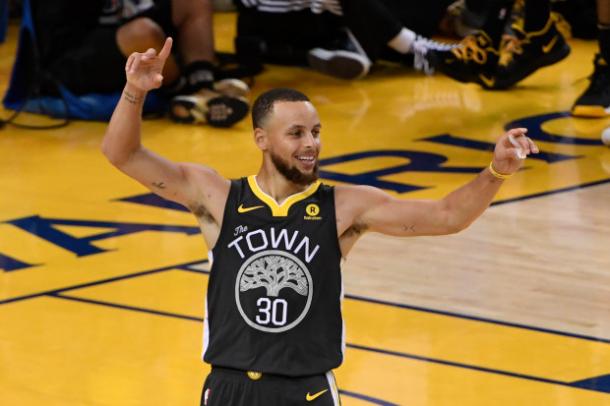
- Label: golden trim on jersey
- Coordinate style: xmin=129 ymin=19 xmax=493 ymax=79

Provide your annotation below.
xmin=247 ymin=175 xmax=321 ymax=217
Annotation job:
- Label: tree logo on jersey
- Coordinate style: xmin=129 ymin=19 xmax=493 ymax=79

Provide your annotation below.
xmin=235 ymin=250 xmax=313 ymax=333
xmin=240 ymin=255 xmax=309 ymax=297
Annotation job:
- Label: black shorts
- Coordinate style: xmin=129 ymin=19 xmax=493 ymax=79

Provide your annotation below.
xmin=201 ymin=367 xmax=341 ymax=406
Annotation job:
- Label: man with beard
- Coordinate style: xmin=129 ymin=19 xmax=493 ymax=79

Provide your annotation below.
xmin=102 ymin=38 xmax=539 ymax=406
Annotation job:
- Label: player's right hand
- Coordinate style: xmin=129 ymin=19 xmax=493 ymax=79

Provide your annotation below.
xmin=125 ymin=37 xmax=173 ymax=92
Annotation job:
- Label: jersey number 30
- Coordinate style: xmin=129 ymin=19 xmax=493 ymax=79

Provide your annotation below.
xmin=255 ymin=297 xmax=288 ymax=326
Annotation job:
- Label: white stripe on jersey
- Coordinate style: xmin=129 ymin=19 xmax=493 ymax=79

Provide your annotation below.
xmin=240 ymin=0 xmax=343 ymax=16
xmin=340 ymin=277 xmax=346 ymax=358
xmin=325 ymin=371 xmax=341 ymax=405
xmin=202 ymin=250 xmax=214 ymax=359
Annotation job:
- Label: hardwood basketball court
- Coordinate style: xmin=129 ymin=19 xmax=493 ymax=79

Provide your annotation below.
xmin=1 ymin=13 xmax=609 ymax=405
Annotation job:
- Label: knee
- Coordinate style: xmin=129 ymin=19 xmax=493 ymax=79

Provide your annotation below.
xmin=117 ymin=17 xmax=165 ymax=55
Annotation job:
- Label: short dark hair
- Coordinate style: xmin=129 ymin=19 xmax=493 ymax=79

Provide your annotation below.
xmin=251 ymin=88 xmax=310 ymax=129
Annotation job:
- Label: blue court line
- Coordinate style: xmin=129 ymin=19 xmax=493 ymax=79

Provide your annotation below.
xmin=49 ymin=293 xmax=203 ymax=322
xmin=346 ymin=343 xmax=609 ymax=395
xmin=2 ymin=257 xmax=609 ymax=346
xmin=0 ymin=259 xmax=207 ymax=305
xmin=491 ymin=178 xmax=610 ymax=207
xmin=44 ymin=292 xmax=610 ymax=395
xmin=344 ymin=293 xmax=610 ymax=345
xmin=178 ymin=264 xmax=610 ymax=345
xmin=338 ymin=389 xmax=399 ymax=406
xmin=46 ymin=293 xmax=396 ymax=405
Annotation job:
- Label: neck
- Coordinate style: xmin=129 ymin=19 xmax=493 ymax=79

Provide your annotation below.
xmin=256 ymin=163 xmax=313 ymax=204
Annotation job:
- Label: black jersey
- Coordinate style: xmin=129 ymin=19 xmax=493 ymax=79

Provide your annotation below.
xmin=202 ymin=176 xmax=344 ymax=376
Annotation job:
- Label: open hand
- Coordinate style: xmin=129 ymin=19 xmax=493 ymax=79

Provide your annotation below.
xmin=125 ymin=37 xmax=173 ymax=92
xmin=492 ymin=128 xmax=539 ymax=175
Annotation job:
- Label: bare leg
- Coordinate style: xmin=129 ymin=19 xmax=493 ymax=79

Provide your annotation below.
xmin=598 ymin=0 xmax=610 ymax=25
xmin=171 ymin=0 xmax=216 ymax=64
xmin=116 ymin=17 xmax=180 ymax=85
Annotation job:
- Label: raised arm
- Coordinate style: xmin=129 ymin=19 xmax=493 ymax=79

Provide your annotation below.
xmin=337 ymin=128 xmax=538 ymax=246
xmin=101 ymin=37 xmax=229 ymax=221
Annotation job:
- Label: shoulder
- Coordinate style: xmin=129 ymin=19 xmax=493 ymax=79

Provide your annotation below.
xmin=333 ymin=184 xmax=393 ymax=227
xmin=334 ymin=184 xmax=392 ymax=206
xmin=182 ymin=164 xmax=231 ymax=191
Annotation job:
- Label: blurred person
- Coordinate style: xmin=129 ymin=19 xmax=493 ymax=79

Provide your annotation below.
xmin=429 ymin=0 xmax=570 ymax=89
xmin=571 ymin=0 xmax=610 ymax=118
xmin=39 ymin=0 xmax=249 ymax=127
xmin=235 ymin=0 xmax=456 ymax=80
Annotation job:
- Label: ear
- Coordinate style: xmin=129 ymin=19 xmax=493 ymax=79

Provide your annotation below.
xmin=254 ymin=128 xmax=268 ymax=151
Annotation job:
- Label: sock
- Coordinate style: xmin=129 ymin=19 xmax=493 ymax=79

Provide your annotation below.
xmin=181 ymin=61 xmax=216 ymax=94
xmin=481 ymin=0 xmax=514 ymax=49
xmin=524 ymin=0 xmax=551 ymax=32
xmin=599 ymin=24 xmax=610 ymax=63
xmin=388 ymin=28 xmax=417 ymax=54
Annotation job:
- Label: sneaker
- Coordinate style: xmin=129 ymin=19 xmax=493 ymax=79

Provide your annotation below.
xmin=426 ymin=31 xmax=500 ymax=89
xmin=411 ymin=35 xmax=458 ymax=74
xmin=494 ymin=16 xmax=570 ymax=89
xmin=307 ymin=29 xmax=372 ymax=80
xmin=572 ymin=54 xmax=610 ymax=118
xmin=169 ymin=79 xmax=250 ymax=128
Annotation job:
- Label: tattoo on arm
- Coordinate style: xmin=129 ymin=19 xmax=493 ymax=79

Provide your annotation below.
xmin=402 ymin=224 xmax=416 ymax=233
xmin=152 ymin=181 xmax=166 ymax=189
xmin=124 ymin=90 xmax=141 ymax=104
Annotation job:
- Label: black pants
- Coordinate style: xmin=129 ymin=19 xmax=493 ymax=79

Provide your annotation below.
xmin=201 ymin=367 xmax=341 ymax=406
xmin=236 ymin=7 xmax=343 ymax=66
xmin=236 ymin=0 xmax=452 ymax=64
xmin=340 ymin=0 xmax=454 ymax=61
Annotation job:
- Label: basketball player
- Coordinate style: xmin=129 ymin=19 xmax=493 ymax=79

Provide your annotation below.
xmin=102 ymin=38 xmax=539 ymax=405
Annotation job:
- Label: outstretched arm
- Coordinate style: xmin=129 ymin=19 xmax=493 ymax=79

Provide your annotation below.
xmin=101 ymin=38 xmax=229 ymax=218
xmin=340 ymin=128 xmax=538 ymax=239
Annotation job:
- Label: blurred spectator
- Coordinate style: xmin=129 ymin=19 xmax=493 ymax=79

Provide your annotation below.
xmin=235 ymin=0 xmax=456 ymax=80
xmin=429 ymin=0 xmax=570 ymax=89
xmin=571 ymin=0 xmax=610 ymax=118
xmin=34 ymin=0 xmax=249 ymax=127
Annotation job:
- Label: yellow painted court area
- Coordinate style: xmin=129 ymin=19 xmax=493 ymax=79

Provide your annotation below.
xmin=1 ymin=12 xmax=610 ymax=406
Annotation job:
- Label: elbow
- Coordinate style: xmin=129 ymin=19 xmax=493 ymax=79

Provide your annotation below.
xmin=441 ymin=204 xmax=472 ymax=235
xmin=446 ymin=220 xmax=470 ymax=235
xmin=101 ymin=138 xmax=136 ymax=168
xmin=101 ymin=142 xmax=123 ymax=167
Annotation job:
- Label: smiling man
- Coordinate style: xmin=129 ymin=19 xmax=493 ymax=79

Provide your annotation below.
xmin=102 ymin=37 xmax=538 ymax=406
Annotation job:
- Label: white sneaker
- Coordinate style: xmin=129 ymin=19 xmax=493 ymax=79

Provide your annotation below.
xmin=307 ymin=29 xmax=372 ymax=80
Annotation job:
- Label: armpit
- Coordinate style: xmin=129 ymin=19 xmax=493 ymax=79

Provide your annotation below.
xmin=190 ymin=204 xmax=216 ymax=224
xmin=342 ymin=222 xmax=368 ymax=239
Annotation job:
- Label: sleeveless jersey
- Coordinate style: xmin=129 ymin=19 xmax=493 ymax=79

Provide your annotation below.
xmin=202 ymin=176 xmax=344 ymax=376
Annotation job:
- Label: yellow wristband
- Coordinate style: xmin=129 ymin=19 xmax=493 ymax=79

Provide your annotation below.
xmin=488 ymin=162 xmax=513 ymax=180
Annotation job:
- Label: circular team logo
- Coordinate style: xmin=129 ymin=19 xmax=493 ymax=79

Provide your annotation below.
xmin=235 ymin=250 xmax=313 ymax=333
xmin=305 ymin=203 xmax=320 ymax=216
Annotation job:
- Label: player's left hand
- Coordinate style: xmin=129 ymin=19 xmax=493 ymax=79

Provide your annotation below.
xmin=492 ymin=128 xmax=539 ymax=175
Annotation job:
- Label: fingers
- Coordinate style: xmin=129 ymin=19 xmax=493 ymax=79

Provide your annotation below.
xmin=527 ymin=137 xmax=540 ymax=154
xmin=154 ymin=73 xmax=164 ymax=87
xmin=506 ymin=128 xmax=538 ymax=160
xmin=141 ymin=48 xmax=157 ymax=62
xmin=158 ymin=37 xmax=173 ymax=61
xmin=130 ymin=53 xmax=141 ymax=74
xmin=126 ymin=53 xmax=136 ymax=73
